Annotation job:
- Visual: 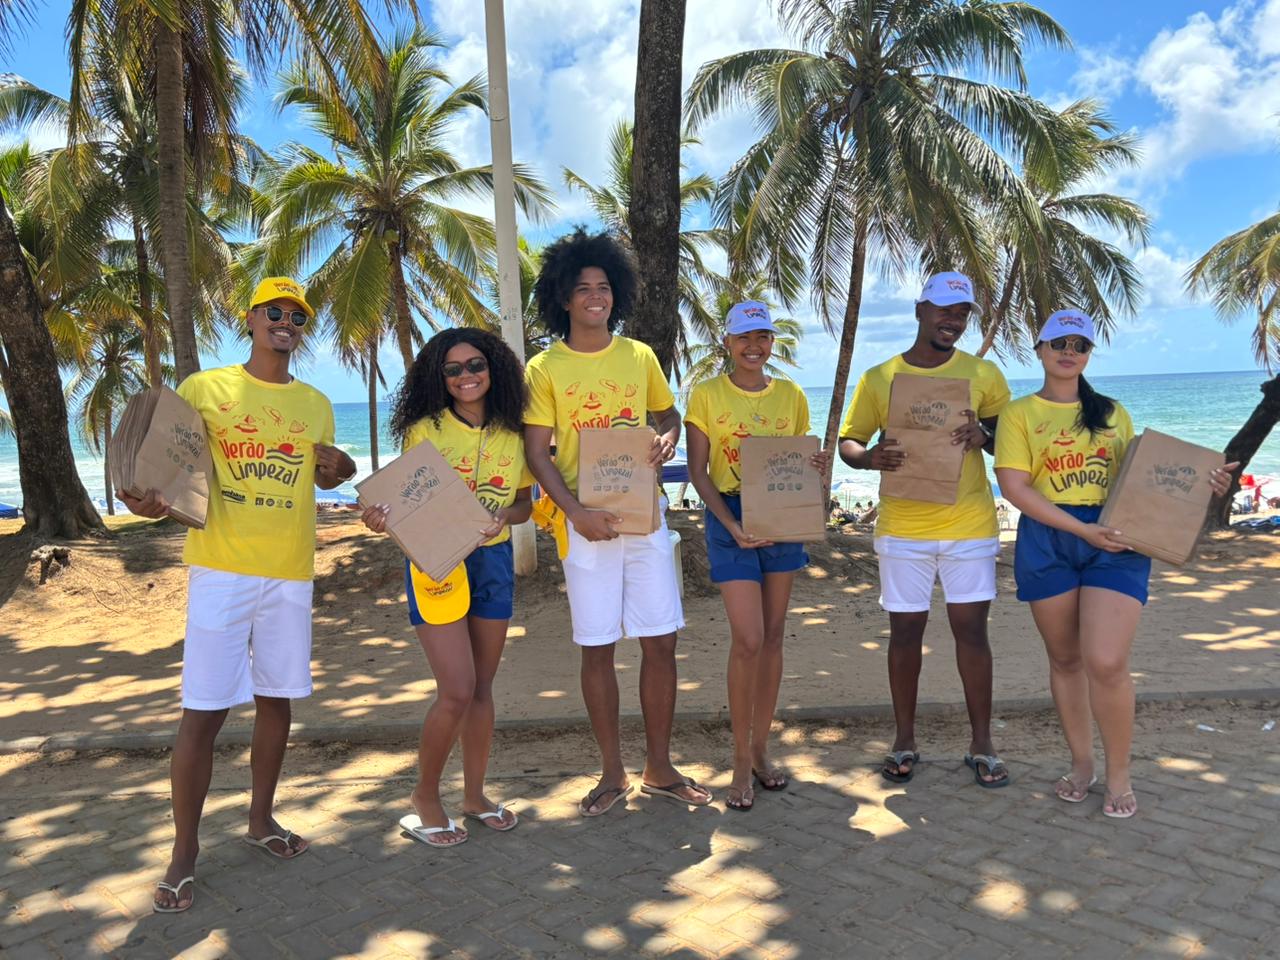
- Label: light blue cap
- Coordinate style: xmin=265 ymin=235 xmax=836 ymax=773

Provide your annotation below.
xmin=725 ymin=300 xmax=776 ymax=335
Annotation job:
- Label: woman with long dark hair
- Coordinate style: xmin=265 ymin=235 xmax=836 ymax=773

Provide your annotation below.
xmin=364 ymin=327 xmax=532 ymax=845
xmin=995 ymin=311 xmax=1235 ymax=818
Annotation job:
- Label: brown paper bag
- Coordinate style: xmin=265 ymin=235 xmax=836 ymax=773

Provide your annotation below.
xmin=1098 ymin=429 xmax=1224 ymax=565
xmin=109 ymin=386 xmax=212 ymax=528
xmin=577 ymin=427 xmax=660 ymax=535
xmin=740 ymin=436 xmax=826 ymax=542
xmin=879 ymin=374 xmax=970 ymax=505
xmin=356 ymin=438 xmax=495 ymax=581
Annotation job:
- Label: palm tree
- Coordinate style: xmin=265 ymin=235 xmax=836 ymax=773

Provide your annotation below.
xmin=562 ymin=119 xmax=723 ymax=366
xmin=963 ymin=99 xmax=1148 ymax=360
xmin=67 ymin=319 xmax=150 ymax=514
xmin=686 ymin=0 xmax=1070 ymax=486
xmin=255 ymin=27 xmax=553 ymax=373
xmin=65 ymin=0 xmax=413 ymax=384
xmin=1186 ymin=212 xmax=1280 ymax=526
xmin=631 ymin=0 xmax=688 ymax=375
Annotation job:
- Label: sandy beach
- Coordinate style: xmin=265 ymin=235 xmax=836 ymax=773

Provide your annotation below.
xmin=2 ymin=509 xmax=1277 ymax=747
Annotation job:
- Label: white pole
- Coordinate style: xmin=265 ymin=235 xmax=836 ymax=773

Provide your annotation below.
xmin=484 ymin=0 xmax=536 ymax=576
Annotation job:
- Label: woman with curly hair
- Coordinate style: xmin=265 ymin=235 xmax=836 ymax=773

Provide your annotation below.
xmin=363 ymin=327 xmax=532 ymax=846
xmin=524 ymin=227 xmax=712 ymax=817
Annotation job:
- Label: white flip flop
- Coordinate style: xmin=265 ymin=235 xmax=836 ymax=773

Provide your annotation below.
xmin=153 ymin=875 xmax=195 ymax=914
xmin=399 ymin=813 xmax=468 ymax=847
xmin=464 ymin=803 xmax=518 ymax=832
xmin=242 ymin=830 xmax=308 ymax=860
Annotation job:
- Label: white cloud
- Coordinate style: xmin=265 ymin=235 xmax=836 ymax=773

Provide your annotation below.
xmin=1132 ymin=0 xmax=1280 ymax=182
xmin=1072 ymin=49 xmax=1134 ymax=100
xmin=1132 ymin=245 xmax=1198 ymax=309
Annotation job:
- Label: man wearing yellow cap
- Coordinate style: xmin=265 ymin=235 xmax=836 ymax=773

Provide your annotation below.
xmin=120 ymin=278 xmax=356 ymax=913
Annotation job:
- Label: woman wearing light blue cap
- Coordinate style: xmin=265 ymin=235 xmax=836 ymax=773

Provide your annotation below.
xmin=685 ymin=301 xmax=830 ymax=811
xmin=994 ymin=311 xmax=1236 ymax=818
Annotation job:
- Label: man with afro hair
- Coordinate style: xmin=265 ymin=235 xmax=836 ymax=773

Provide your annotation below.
xmin=525 ymin=228 xmax=712 ymax=816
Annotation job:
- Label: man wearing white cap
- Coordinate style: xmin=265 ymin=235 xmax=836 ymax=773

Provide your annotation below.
xmin=120 ymin=277 xmax=357 ymax=912
xmin=837 ymin=271 xmax=1012 ymax=788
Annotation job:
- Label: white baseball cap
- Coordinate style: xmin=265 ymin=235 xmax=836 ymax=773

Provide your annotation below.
xmin=725 ymin=300 xmax=777 ymax=335
xmin=916 ymin=272 xmax=981 ymax=318
xmin=1037 ymin=309 xmax=1096 ymax=344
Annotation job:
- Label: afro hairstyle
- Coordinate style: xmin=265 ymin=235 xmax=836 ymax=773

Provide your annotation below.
xmin=532 ymin=227 xmax=638 ymax=339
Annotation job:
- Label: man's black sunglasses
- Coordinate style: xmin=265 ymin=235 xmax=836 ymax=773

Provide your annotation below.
xmin=261 ymin=305 xmax=308 ymax=327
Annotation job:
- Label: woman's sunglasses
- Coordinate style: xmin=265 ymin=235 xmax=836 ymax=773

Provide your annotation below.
xmin=1047 ymin=336 xmax=1092 ymax=354
xmin=260 ymin=305 xmax=308 ymax=327
xmin=443 ymin=357 xmax=489 ymax=378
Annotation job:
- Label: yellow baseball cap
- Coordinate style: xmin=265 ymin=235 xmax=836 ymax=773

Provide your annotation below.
xmin=249 ymin=277 xmax=315 ymax=318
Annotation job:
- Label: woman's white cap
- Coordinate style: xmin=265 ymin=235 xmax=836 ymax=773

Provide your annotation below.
xmin=1037 ymin=309 xmax=1097 ymax=343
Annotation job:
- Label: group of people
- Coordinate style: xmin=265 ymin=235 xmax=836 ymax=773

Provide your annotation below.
xmin=121 ymin=236 xmax=1235 ymax=916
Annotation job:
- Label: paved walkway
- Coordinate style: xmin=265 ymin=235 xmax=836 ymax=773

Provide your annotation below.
xmin=2 ymin=700 xmax=1278 ymax=959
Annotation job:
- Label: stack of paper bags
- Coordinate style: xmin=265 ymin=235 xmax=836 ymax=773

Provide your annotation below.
xmin=577 ymin=427 xmax=660 ymax=535
xmin=108 ymin=386 xmax=213 ymax=528
xmin=356 ymin=438 xmax=495 ymax=581
xmin=1099 ymin=428 xmax=1224 ymax=565
xmin=740 ymin=435 xmax=826 ymax=541
xmin=880 ymin=373 xmax=970 ymax=505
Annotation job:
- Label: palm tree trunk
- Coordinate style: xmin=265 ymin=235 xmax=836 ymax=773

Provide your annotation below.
xmin=1205 ymin=374 xmax=1280 ymax=529
xmin=368 ymin=338 xmax=380 ymax=473
xmin=627 ymin=0 xmax=687 ymax=377
xmin=0 ymin=193 xmax=104 ymax=537
xmin=976 ymin=253 xmax=1021 ymax=358
xmin=389 ymin=243 xmax=415 ymax=371
xmin=821 ymin=219 xmax=870 ymax=492
xmin=103 ymin=404 xmax=114 ymax=516
xmin=132 ymin=212 xmax=162 ymax=386
xmin=154 ymin=22 xmax=199 ymax=383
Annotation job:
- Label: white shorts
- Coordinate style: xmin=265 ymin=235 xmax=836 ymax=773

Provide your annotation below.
xmin=562 ymin=505 xmax=684 ymax=646
xmin=182 ymin=565 xmax=314 ymax=710
xmin=874 ymin=536 xmax=999 ymax=613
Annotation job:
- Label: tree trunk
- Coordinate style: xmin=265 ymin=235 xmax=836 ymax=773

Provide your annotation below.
xmin=132 ymin=211 xmax=163 ymax=386
xmin=103 ymin=404 xmax=114 ymax=516
xmin=367 ymin=338 xmax=380 ymax=473
xmin=1206 ymin=373 xmax=1280 ymax=528
xmin=976 ymin=252 xmax=1021 ymax=358
xmin=390 ymin=243 xmax=415 ymax=371
xmin=821 ymin=219 xmax=870 ymax=492
xmin=154 ymin=22 xmax=199 ymax=383
xmin=0 ymin=194 xmax=104 ymax=538
xmin=626 ymin=0 xmax=687 ymax=377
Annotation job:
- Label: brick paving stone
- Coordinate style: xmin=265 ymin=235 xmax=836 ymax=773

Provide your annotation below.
xmin=1 ymin=704 xmax=1278 ymax=958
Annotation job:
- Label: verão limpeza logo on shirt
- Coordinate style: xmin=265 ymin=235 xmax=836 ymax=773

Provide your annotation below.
xmin=218 ymin=438 xmax=306 ymax=487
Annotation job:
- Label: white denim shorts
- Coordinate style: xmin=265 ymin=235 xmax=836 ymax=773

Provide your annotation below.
xmin=874 ymin=536 xmax=999 ymax=612
xmin=181 ymin=565 xmax=314 ymax=710
xmin=561 ymin=503 xmax=684 ymax=646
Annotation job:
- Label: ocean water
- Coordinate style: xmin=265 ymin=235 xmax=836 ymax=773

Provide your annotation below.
xmin=1 ymin=370 xmax=1277 ymax=508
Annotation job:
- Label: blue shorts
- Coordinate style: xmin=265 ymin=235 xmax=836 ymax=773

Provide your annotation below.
xmin=1014 ymin=505 xmax=1151 ymax=605
xmin=705 ymin=494 xmax=808 ymax=584
xmin=405 ymin=541 xmax=514 ymax=625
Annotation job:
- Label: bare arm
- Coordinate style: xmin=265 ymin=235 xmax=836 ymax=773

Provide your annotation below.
xmin=838 ymin=435 xmax=904 ymax=472
xmin=523 ymin=423 xmax=620 ymax=541
xmin=314 ymin=443 xmax=357 ymax=490
xmin=994 ymin=467 xmax=1127 ymax=552
xmin=648 ymin=405 xmax=682 ymax=466
xmin=686 ymin=423 xmax=772 ymax=549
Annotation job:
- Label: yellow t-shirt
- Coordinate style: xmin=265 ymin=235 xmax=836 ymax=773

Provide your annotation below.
xmin=994 ymin=394 xmax=1134 ymax=505
xmin=839 ymin=351 xmax=1010 ymax=540
xmin=178 ymin=365 xmax=335 ymax=580
xmin=524 ymin=336 xmax=675 ymax=495
xmin=403 ymin=411 xmax=532 ymax=545
xmin=685 ymin=375 xmax=811 ymax=494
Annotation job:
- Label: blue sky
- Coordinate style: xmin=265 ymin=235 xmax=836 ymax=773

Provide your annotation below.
xmin=5 ymin=0 xmax=1280 ymax=402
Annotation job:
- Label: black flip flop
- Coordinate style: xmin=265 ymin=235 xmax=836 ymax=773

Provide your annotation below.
xmin=964 ymin=753 xmax=1011 ymax=789
xmin=752 ymin=767 xmax=790 ymax=791
xmin=881 ymin=750 xmax=919 ymax=784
